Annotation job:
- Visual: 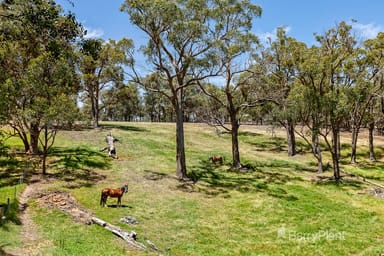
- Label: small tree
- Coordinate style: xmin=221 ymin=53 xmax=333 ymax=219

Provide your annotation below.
xmin=79 ymin=38 xmax=134 ymax=128
xmin=197 ymin=0 xmax=262 ymax=169
xmin=24 ymin=52 xmax=80 ymax=174
xmin=39 ymin=95 xmax=80 ymax=174
xmin=316 ymin=22 xmax=356 ymax=180
xmin=261 ymin=28 xmax=307 ymax=157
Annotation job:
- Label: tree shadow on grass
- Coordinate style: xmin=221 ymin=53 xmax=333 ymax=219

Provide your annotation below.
xmin=356 ymin=165 xmax=384 ymax=182
xmin=186 ymin=160 xmax=300 ymax=200
xmin=0 ymin=199 xmax=21 ymax=229
xmin=0 ymin=158 xmax=24 ymax=188
xmin=249 ymin=137 xmax=321 ymax=154
xmin=48 ymin=146 xmax=109 ymax=189
xmin=143 ymin=169 xmax=170 ymax=181
xmin=100 ymin=123 xmax=149 ymax=132
xmin=105 ymin=204 xmax=132 ymax=208
xmin=311 ymin=174 xmax=367 ymax=192
xmin=237 ymin=131 xmax=287 ymax=153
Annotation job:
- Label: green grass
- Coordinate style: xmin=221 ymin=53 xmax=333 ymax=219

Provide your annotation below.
xmin=32 ymin=201 xmax=143 ymax=256
xmin=1 ymin=122 xmax=384 ymax=255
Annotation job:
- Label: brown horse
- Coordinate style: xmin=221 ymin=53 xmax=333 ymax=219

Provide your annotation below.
xmin=209 ymin=155 xmax=223 ymax=164
xmin=100 ymin=184 xmax=128 ymax=207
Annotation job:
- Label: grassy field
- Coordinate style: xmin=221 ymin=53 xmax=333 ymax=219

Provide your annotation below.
xmin=1 ymin=122 xmax=384 ymax=255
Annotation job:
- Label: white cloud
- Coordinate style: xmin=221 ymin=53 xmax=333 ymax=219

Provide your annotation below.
xmin=257 ymin=26 xmax=292 ymax=44
xmin=84 ymin=27 xmax=104 ymax=39
xmin=258 ymin=31 xmax=276 ymax=42
xmin=353 ymin=22 xmax=382 ymax=39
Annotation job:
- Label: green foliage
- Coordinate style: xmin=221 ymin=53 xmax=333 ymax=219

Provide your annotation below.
xmin=0 ymin=0 xmax=83 ymax=155
xmin=78 ymin=38 xmax=134 ymax=127
xmin=102 ymin=83 xmax=142 ymax=121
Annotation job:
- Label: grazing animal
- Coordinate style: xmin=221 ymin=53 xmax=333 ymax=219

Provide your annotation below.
xmin=209 ymin=155 xmax=223 ymax=164
xmin=100 ymin=184 xmax=128 ymax=207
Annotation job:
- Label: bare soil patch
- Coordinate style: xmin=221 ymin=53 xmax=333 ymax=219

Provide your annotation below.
xmin=36 ymin=191 xmax=93 ymax=225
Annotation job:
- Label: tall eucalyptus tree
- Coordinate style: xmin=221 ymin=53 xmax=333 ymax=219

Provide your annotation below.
xmin=121 ymin=0 xmax=261 ymax=177
xmin=261 ymin=28 xmax=306 ymax=157
xmin=316 ymin=21 xmax=357 ymax=180
xmin=121 ymin=0 xmax=213 ymax=179
xmin=358 ymin=33 xmax=384 ymax=162
xmin=197 ymin=0 xmax=262 ymax=169
xmin=293 ymin=22 xmax=356 ymax=179
xmin=79 ymin=38 xmax=134 ymax=128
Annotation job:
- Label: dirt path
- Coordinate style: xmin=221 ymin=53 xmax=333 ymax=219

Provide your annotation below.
xmin=4 ymin=170 xmax=97 ymax=256
xmin=6 ymin=174 xmax=52 ymax=256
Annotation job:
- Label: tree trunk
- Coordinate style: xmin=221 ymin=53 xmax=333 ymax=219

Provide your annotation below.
xmin=230 ymin=116 xmax=241 ymax=169
xmin=369 ymin=121 xmax=376 ymax=161
xmin=332 ymin=127 xmax=341 ymax=180
xmin=42 ymin=153 xmax=47 ymax=175
xmin=337 ymin=130 xmax=341 ymax=161
xmin=29 ymin=122 xmax=40 ymax=155
xmin=18 ymin=129 xmax=30 ymax=153
xmin=175 ymin=94 xmax=187 ymax=180
xmin=227 ymin=90 xmax=242 ymax=169
xmin=93 ymin=104 xmax=99 ymax=128
xmin=350 ymin=125 xmax=359 ymax=164
xmin=332 ymin=151 xmax=340 ymax=180
xmin=91 ymin=88 xmax=99 ymax=128
xmin=41 ymin=126 xmax=47 ymax=175
xmin=286 ymin=119 xmax=296 ymax=157
xmin=312 ymin=131 xmax=323 ymax=173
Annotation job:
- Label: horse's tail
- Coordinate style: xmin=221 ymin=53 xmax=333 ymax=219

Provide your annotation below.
xmin=100 ymin=191 xmax=103 ymax=205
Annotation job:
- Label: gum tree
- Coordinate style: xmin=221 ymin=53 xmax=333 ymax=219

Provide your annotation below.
xmin=261 ymin=28 xmax=307 ymax=157
xmin=289 ymin=45 xmax=326 ymax=173
xmin=354 ymin=33 xmax=384 ymax=162
xmin=121 ymin=0 xmax=221 ymax=179
xmin=197 ymin=0 xmax=262 ymax=169
xmin=121 ymin=0 xmax=262 ymax=176
xmin=293 ymin=22 xmax=356 ymax=179
xmin=316 ymin=22 xmax=356 ymax=180
xmin=79 ymin=38 xmax=134 ymax=128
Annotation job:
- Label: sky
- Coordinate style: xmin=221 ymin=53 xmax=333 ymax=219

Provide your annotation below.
xmin=56 ymin=0 xmax=384 ymax=42
xmin=55 ymin=0 xmax=384 ymax=66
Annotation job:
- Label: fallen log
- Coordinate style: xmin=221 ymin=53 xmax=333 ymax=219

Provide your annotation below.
xmin=91 ymin=216 xmax=147 ymax=251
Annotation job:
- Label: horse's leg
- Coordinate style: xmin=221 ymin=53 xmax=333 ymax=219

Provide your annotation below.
xmin=100 ymin=192 xmax=105 ymax=206
xmin=104 ymin=196 xmax=108 ymax=207
xmin=117 ymin=196 xmax=121 ymax=207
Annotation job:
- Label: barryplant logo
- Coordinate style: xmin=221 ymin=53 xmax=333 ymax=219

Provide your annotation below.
xmin=277 ymin=227 xmax=345 ymax=242
xmin=277 ymin=227 xmax=287 ymax=239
